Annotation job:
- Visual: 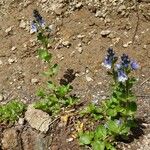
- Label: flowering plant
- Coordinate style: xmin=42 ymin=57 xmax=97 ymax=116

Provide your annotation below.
xmin=30 ymin=10 xmax=78 ymax=115
xmin=79 ymin=48 xmax=139 ymax=150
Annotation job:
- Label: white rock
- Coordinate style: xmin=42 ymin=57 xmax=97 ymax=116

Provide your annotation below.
xmin=19 ymin=20 xmax=26 ymax=29
xmin=123 ymin=43 xmax=128 ymax=48
xmin=85 ymin=75 xmax=93 ymax=82
xmin=31 ymin=78 xmax=39 ymax=84
xmin=5 ymin=27 xmax=13 ymax=34
xmin=18 ymin=118 xmax=25 ymax=125
xmin=100 ymin=30 xmax=111 ymax=36
xmin=76 ymin=47 xmax=83 ymax=54
xmin=25 ymin=104 xmax=52 ymax=133
xmin=77 ymin=34 xmax=85 ymax=39
xmin=8 ymin=58 xmax=17 ymax=64
xmin=76 ymin=2 xmax=82 ymax=8
xmin=66 ymin=137 xmax=74 ymax=142
xmin=11 ymin=46 xmax=16 ymax=51
xmin=95 ymin=11 xmax=103 ymax=17
xmin=62 ymin=41 xmax=71 ymax=47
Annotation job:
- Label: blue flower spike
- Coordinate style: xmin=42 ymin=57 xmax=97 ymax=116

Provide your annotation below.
xmin=33 ymin=9 xmax=45 ymax=27
xmin=121 ymin=53 xmax=130 ymax=68
xmin=30 ymin=10 xmax=45 ymax=33
xmin=102 ymin=48 xmax=117 ymax=69
xmin=30 ymin=20 xmax=37 ymax=33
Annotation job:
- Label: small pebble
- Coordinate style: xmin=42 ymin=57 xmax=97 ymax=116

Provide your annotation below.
xmin=66 ymin=137 xmax=74 ymax=142
xmin=19 ymin=20 xmax=26 ymax=29
xmin=31 ymin=78 xmax=39 ymax=84
xmin=5 ymin=27 xmax=13 ymax=34
xmin=62 ymin=41 xmax=71 ymax=47
xmin=100 ymin=30 xmax=111 ymax=36
xmin=8 ymin=58 xmax=17 ymax=64
xmin=18 ymin=118 xmax=25 ymax=125
xmin=85 ymin=75 xmax=93 ymax=82
xmin=77 ymin=47 xmax=83 ymax=54
xmin=11 ymin=46 xmax=16 ymax=51
xmin=75 ymin=2 xmax=82 ymax=8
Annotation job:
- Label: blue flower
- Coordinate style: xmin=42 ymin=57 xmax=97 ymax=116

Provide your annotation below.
xmin=130 ymin=61 xmax=139 ymax=70
xmin=30 ymin=20 xmax=37 ymax=33
xmin=33 ymin=9 xmax=45 ymax=27
xmin=117 ymin=70 xmax=128 ymax=82
xmin=116 ymin=119 xmax=122 ymax=125
xmin=121 ymin=54 xmax=130 ymax=68
xmin=102 ymin=48 xmax=117 ymax=69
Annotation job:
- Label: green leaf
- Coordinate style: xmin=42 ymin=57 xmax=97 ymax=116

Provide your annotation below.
xmin=107 ymin=108 xmax=117 ymax=117
xmin=36 ymin=89 xmax=45 ymax=98
xmin=38 ymin=49 xmax=52 ymax=62
xmin=79 ymin=131 xmax=94 ymax=145
xmin=37 ymin=32 xmax=48 ymax=48
xmin=105 ymin=142 xmax=116 ymax=150
xmin=127 ymin=101 xmax=137 ymax=112
xmin=126 ymin=119 xmax=137 ymax=128
xmin=91 ymin=141 xmax=105 ymax=150
xmin=55 ymin=85 xmax=72 ymax=97
xmin=107 ymin=120 xmax=119 ymax=134
xmin=47 ymin=81 xmax=56 ymax=90
xmin=95 ymin=125 xmax=107 ymax=140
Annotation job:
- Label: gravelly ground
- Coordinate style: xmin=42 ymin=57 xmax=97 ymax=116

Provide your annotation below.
xmin=0 ymin=0 xmax=150 ymax=150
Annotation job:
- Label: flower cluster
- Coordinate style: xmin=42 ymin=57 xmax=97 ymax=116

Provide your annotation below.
xmin=31 ymin=9 xmax=45 ymax=33
xmin=102 ymin=48 xmax=117 ymax=69
xmin=102 ymin=48 xmax=139 ymax=82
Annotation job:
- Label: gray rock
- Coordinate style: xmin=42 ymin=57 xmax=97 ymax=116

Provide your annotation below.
xmin=25 ymin=104 xmax=52 ymax=133
xmin=21 ymin=128 xmax=52 ymax=150
xmin=2 ymin=128 xmax=22 ymax=150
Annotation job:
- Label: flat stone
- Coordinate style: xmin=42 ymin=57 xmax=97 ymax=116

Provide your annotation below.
xmin=25 ymin=104 xmax=52 ymax=133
